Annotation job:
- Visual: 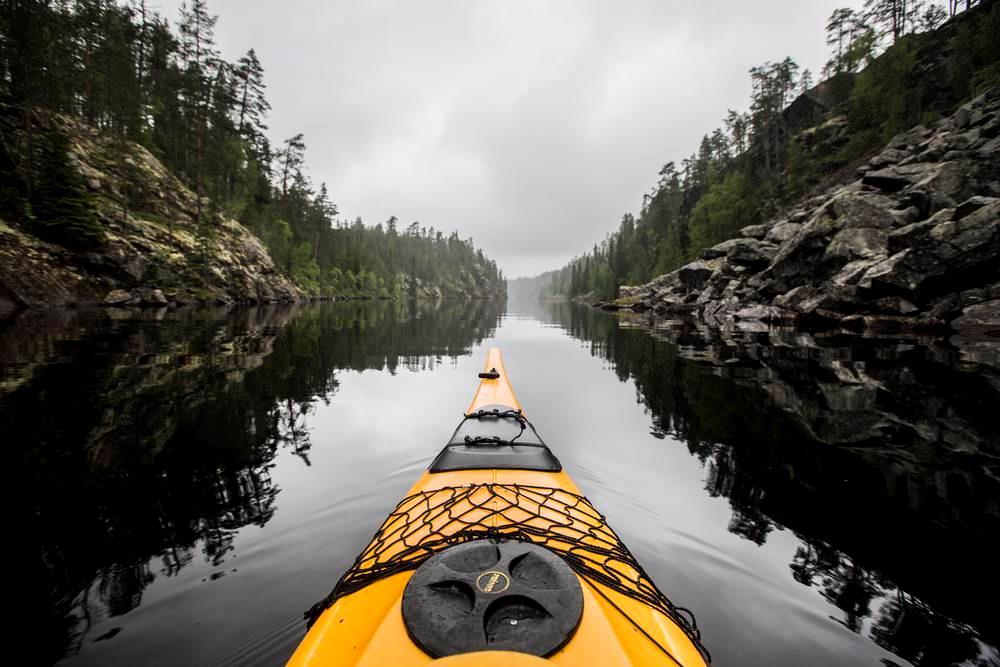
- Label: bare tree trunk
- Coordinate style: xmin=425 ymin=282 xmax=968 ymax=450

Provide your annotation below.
xmin=136 ymin=0 xmax=148 ymax=118
xmin=196 ymin=127 xmax=203 ymax=228
xmin=238 ymin=78 xmax=249 ymax=134
xmin=281 ymin=154 xmax=290 ymax=197
xmin=22 ymin=58 xmax=34 ymax=204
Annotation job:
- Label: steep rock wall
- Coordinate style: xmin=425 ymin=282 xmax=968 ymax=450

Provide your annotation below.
xmin=616 ymin=89 xmax=1000 ymax=335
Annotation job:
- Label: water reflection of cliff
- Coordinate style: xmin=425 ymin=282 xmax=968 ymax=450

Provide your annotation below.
xmin=532 ymin=300 xmax=1000 ymax=665
xmin=1 ymin=299 xmax=503 ymax=664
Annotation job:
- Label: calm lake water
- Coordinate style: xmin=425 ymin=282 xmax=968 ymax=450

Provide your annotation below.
xmin=3 ymin=299 xmax=998 ymax=666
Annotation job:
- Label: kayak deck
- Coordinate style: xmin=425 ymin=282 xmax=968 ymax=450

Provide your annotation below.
xmin=289 ymin=348 xmax=709 ymax=666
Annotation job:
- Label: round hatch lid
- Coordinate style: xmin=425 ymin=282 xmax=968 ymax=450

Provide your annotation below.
xmin=401 ymin=539 xmax=583 ymax=657
xmin=429 ymin=651 xmax=552 ymax=666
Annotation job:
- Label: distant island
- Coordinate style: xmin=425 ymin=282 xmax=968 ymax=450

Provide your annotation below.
xmin=0 ymin=1 xmax=506 ymax=311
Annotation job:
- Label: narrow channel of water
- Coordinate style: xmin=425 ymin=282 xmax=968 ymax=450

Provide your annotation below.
xmin=2 ymin=299 xmax=996 ymax=666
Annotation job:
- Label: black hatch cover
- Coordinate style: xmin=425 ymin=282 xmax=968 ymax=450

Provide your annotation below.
xmin=401 ymin=539 xmax=584 ymax=657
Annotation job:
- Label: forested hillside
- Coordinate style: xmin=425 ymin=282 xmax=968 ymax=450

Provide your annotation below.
xmin=544 ymin=0 xmax=998 ymax=300
xmin=0 ymin=0 xmax=505 ymax=303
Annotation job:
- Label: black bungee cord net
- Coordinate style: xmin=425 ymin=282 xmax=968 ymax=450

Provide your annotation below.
xmin=305 ymin=482 xmax=711 ymax=664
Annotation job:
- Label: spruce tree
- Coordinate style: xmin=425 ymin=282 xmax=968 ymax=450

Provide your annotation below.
xmin=31 ymin=127 xmax=103 ymax=248
xmin=0 ymin=126 xmax=27 ymax=222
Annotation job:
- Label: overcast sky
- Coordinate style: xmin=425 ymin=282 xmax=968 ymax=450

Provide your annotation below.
xmin=162 ymin=0 xmax=848 ymax=277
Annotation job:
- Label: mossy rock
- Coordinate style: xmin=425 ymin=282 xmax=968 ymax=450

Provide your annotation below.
xmin=612 ymin=294 xmax=643 ymax=307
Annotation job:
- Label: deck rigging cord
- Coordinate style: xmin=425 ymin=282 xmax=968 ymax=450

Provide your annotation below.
xmin=305 ymin=482 xmax=711 ymax=664
xmin=462 ymin=408 xmax=529 ymax=446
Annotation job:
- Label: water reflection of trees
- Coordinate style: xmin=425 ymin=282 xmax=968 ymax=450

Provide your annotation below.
xmin=535 ymin=300 xmax=1000 ymax=665
xmin=2 ymin=299 xmax=503 ymax=663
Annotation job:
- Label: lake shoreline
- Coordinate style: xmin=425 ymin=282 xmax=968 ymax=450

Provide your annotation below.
xmin=588 ymin=89 xmax=1000 ymax=338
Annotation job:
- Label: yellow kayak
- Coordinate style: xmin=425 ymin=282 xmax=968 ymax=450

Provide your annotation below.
xmin=289 ymin=348 xmax=710 ymax=666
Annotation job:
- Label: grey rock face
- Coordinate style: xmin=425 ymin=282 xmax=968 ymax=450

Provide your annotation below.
xmin=103 ymin=289 xmax=132 ymax=305
xmin=863 ymin=168 xmax=911 ymax=192
xmin=624 ymin=88 xmax=1000 ymax=333
xmin=618 ymin=285 xmax=643 ymax=298
xmin=825 ymin=227 xmax=889 ymax=263
xmin=739 ymin=224 xmax=771 ymax=240
xmin=765 ymin=221 xmax=802 ymax=244
xmin=101 ymin=287 xmax=169 ymax=307
xmin=678 ymin=261 xmax=719 ymax=290
xmin=0 ymin=113 xmax=302 ymax=308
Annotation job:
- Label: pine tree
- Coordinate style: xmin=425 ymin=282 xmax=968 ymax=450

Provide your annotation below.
xmin=749 ymin=58 xmax=798 ymax=174
xmin=276 ymin=133 xmax=305 ymax=197
xmin=724 ymin=111 xmax=748 ymax=158
xmin=826 ymin=8 xmax=856 ymax=74
xmin=921 ymin=4 xmax=948 ymax=29
xmin=863 ymin=0 xmax=923 ymax=44
xmin=177 ymin=0 xmax=219 ymax=225
xmin=234 ymin=49 xmax=270 ymax=149
xmin=800 ymin=68 xmax=814 ymax=94
xmin=132 ymin=0 xmax=150 ymax=115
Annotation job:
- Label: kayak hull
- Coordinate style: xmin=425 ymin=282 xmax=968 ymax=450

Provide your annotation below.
xmin=288 ymin=349 xmax=708 ymax=666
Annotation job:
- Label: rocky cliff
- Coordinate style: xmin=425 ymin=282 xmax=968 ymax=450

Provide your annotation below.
xmin=0 ymin=110 xmax=300 ymax=312
xmin=614 ymin=88 xmax=1000 ymax=334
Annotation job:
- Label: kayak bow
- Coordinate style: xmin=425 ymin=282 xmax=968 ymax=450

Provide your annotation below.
xmin=289 ymin=348 xmax=709 ymax=666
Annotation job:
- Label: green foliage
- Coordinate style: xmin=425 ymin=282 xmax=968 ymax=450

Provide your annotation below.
xmin=688 ymin=173 xmax=755 ymax=256
xmin=0 ymin=0 xmax=504 ymax=299
xmin=544 ymin=1 xmax=996 ymax=301
xmin=30 ymin=128 xmax=103 ymax=248
xmin=843 ymin=37 xmax=919 ymax=150
xmin=971 ymin=61 xmax=1000 ymax=94
xmin=290 ymin=242 xmax=321 ymax=294
xmin=842 ymin=2 xmax=999 ymax=161
xmin=947 ymin=1 xmax=1000 ymax=99
xmin=844 ymin=28 xmax=879 ymax=73
xmin=785 ymin=137 xmax=819 ymax=202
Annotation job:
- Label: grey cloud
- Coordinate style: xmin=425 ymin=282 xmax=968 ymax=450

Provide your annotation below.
xmin=162 ymin=0 xmax=847 ymax=276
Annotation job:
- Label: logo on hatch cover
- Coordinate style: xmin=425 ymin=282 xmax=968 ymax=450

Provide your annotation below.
xmin=476 ymin=570 xmax=510 ymax=593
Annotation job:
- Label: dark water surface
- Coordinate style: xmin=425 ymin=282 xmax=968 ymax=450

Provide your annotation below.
xmin=3 ymin=300 xmax=998 ymax=666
